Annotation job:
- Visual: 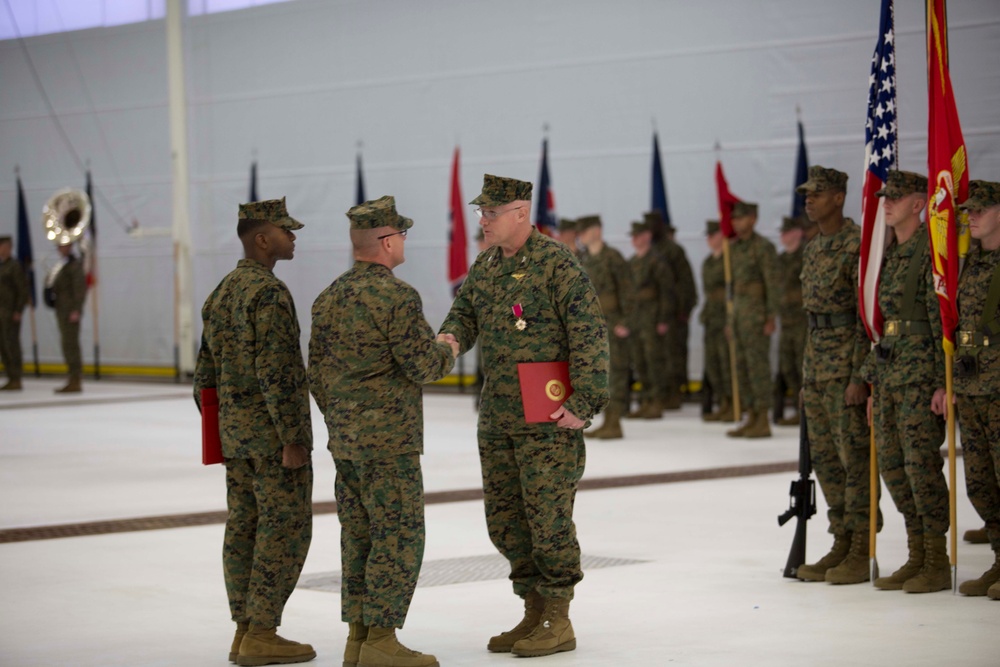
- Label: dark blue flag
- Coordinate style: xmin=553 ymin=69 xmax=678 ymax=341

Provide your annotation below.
xmin=355 ymin=152 xmax=366 ymax=206
xmin=791 ymin=121 xmax=809 ymax=218
xmin=248 ymin=161 xmax=258 ymax=203
xmin=533 ymin=139 xmax=556 ymax=235
xmin=15 ymin=176 xmax=35 ymax=307
xmin=651 ymin=132 xmax=671 ymax=228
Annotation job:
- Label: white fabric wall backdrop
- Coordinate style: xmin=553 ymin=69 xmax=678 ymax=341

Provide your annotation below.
xmin=1 ymin=0 xmax=998 ymax=375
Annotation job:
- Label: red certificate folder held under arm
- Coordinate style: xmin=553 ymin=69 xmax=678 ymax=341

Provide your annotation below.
xmin=517 ymin=361 xmax=574 ymax=423
xmin=200 ymin=388 xmax=224 ymax=465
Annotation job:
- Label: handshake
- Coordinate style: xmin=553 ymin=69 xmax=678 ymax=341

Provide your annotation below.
xmin=436 ymin=333 xmax=460 ymax=358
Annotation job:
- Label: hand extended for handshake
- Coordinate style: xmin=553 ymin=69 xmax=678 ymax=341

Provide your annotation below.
xmin=434 ymin=333 xmax=585 ymax=430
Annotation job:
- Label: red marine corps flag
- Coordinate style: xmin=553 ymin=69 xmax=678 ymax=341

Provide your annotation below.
xmin=447 ymin=147 xmax=469 ymax=296
xmin=926 ymin=0 xmax=969 ymax=355
xmin=715 ymin=160 xmax=741 ymax=238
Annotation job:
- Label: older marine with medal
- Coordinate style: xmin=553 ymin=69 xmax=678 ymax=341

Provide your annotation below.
xmin=439 ymin=174 xmax=609 ymax=658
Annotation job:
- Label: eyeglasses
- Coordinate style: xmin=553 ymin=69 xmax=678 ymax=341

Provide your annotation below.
xmin=474 ymin=205 xmax=525 ymax=221
xmin=377 ymin=229 xmax=408 ymax=240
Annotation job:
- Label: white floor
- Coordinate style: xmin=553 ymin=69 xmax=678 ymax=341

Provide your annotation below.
xmin=1 ymin=379 xmax=997 ymax=667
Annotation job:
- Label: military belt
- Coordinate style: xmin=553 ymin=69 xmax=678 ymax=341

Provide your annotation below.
xmin=734 ymin=282 xmax=765 ymax=298
xmin=807 ymin=312 xmax=854 ymax=330
xmin=958 ymin=331 xmax=991 ymax=347
xmin=882 ymin=320 xmax=932 ymax=337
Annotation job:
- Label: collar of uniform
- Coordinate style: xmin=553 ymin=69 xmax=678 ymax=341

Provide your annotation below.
xmin=353 ymin=260 xmax=393 ymax=276
xmin=818 ymin=217 xmax=855 ymax=250
xmin=892 ymin=226 xmax=926 ymax=258
xmin=237 ymin=258 xmax=272 ymax=272
xmin=489 ymin=227 xmax=541 ymax=276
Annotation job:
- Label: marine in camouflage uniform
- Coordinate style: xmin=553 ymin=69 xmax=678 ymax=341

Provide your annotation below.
xmin=954 ymin=180 xmax=1000 ymax=598
xmin=0 ymin=235 xmax=29 ymax=390
xmin=309 ymin=195 xmax=455 ymax=667
xmin=48 ymin=241 xmax=86 ymax=393
xmin=439 ymin=174 xmax=608 ymax=658
xmin=627 ymin=220 xmax=676 ymax=419
xmin=193 ymin=197 xmax=316 ymax=665
xmin=859 ymin=170 xmax=949 ymax=592
xmin=793 ymin=166 xmax=880 ymax=585
xmin=700 ymin=220 xmax=733 ymax=422
xmin=557 ymin=217 xmax=581 ymax=258
xmin=648 ymin=211 xmax=697 ymax=407
xmin=578 ymin=214 xmax=635 ymax=437
xmin=726 ymin=202 xmax=779 ymax=439
xmin=776 ymin=216 xmax=807 ymax=426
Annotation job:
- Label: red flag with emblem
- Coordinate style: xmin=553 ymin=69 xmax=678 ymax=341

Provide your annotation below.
xmin=715 ymin=161 xmax=740 ymax=238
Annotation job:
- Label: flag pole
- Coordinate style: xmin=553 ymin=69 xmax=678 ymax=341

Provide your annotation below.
xmin=715 ymin=141 xmax=741 ymax=421
xmin=870 ymin=388 xmax=879 ymax=583
xmin=946 ymin=351 xmax=957 ymax=591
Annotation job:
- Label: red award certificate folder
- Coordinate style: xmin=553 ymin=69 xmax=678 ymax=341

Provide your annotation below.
xmin=200 ymin=388 xmax=224 ymax=465
xmin=517 ymin=361 xmax=574 ymax=423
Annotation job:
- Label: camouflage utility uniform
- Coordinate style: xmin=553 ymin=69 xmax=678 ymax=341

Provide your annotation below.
xmin=655 ymin=232 xmax=697 ymax=400
xmin=629 ymin=242 xmax=676 ymax=410
xmin=700 ymin=247 xmax=731 ymax=413
xmin=729 ymin=227 xmax=779 ymax=415
xmin=800 ymin=219 xmax=878 ymax=563
xmin=777 ymin=242 xmax=806 ymax=408
xmin=863 ymin=230 xmax=946 ymax=535
xmin=193 ymin=216 xmax=312 ymax=632
xmin=954 ymin=181 xmax=1000 ymax=597
xmin=0 ymin=251 xmax=28 ymax=384
xmin=579 ymin=233 xmax=634 ymax=417
xmin=309 ymin=203 xmax=454 ymax=629
xmin=441 ymin=226 xmax=609 ymax=602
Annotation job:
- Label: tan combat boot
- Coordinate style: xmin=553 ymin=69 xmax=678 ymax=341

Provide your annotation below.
xmin=662 ymin=390 xmax=683 ymax=411
xmin=510 ymin=598 xmax=576 ymax=658
xmin=726 ymin=410 xmax=755 ymax=438
xmin=742 ymin=410 xmax=772 ymax=438
xmin=229 ymin=622 xmax=249 ymax=663
xmin=796 ymin=533 xmax=851 ymax=581
xmin=586 ymin=409 xmax=623 ymax=440
xmin=639 ymin=397 xmax=664 ymax=419
xmin=874 ymin=531 xmax=923 ymax=590
xmin=488 ymin=590 xmax=544 ymax=652
xmin=624 ymin=401 xmax=646 ymax=419
xmin=826 ymin=530 xmax=870 ymax=584
xmin=903 ymin=534 xmax=950 ymax=593
xmin=703 ymin=396 xmax=730 ymax=422
xmin=776 ymin=411 xmax=800 ymax=426
xmin=959 ymin=551 xmax=1000 ymax=596
xmin=964 ymin=526 xmax=989 ymax=544
xmin=1 ymin=378 xmax=22 ymax=390
xmin=359 ymin=627 xmax=438 ymax=667
xmin=236 ymin=626 xmax=316 ymax=666
xmin=343 ymin=621 xmax=367 ymax=667
xmin=55 ymin=374 xmax=82 ymax=393
xmin=988 ymin=582 xmax=1000 ymax=600
xmin=719 ymin=401 xmax=740 ymax=423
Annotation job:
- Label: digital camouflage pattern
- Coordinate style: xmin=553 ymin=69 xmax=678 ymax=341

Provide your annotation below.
xmin=0 ymin=254 xmax=29 ymax=381
xmin=557 ymin=218 xmax=578 ymax=233
xmin=336 ymin=453 xmax=425 ymax=628
xmin=575 ymin=215 xmax=601 ymax=232
xmin=194 ymin=259 xmax=312 ymax=459
xmin=653 ymin=232 xmax=697 ymax=394
xmin=580 ymin=243 xmax=634 ymax=413
xmin=308 ymin=261 xmax=454 ymax=460
xmin=700 ymin=251 xmax=730 ymax=400
xmin=956 ymin=243 xmax=1000 ymax=551
xmin=224 ymin=453 xmax=312 ymax=628
xmin=193 ymin=257 xmax=313 ymax=629
xmin=346 ymin=195 xmax=414 ymax=232
xmin=800 ymin=219 xmax=876 ymax=536
xmin=238 ymin=197 xmax=304 ymax=231
xmin=958 ymin=180 xmax=1000 ymax=211
xmin=729 ymin=231 xmax=779 ymax=411
xmin=777 ymin=244 xmax=805 ymax=398
xmin=862 ymin=230 xmax=947 ymax=537
xmin=875 ymin=170 xmax=928 ymax=199
xmin=732 ymin=201 xmax=758 ymax=217
xmin=796 ymin=165 xmax=849 ymax=194
xmin=629 ymin=248 xmax=676 ymax=403
xmin=469 ymin=174 xmax=533 ymax=207
xmin=479 ymin=428 xmax=586 ymax=600
xmin=51 ymin=256 xmax=86 ymax=376
xmin=440 ymin=227 xmax=608 ymax=600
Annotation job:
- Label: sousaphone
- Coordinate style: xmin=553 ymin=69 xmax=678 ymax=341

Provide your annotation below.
xmin=42 ymin=188 xmax=91 ymax=247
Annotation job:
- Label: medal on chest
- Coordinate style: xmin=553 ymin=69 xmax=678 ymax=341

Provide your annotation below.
xmin=512 ymin=304 xmax=527 ymax=331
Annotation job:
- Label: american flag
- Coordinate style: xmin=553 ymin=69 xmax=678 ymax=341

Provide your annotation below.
xmin=858 ymin=0 xmax=897 ymax=344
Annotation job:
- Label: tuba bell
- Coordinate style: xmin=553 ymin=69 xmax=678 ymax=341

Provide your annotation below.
xmin=42 ymin=188 xmax=91 ymax=247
